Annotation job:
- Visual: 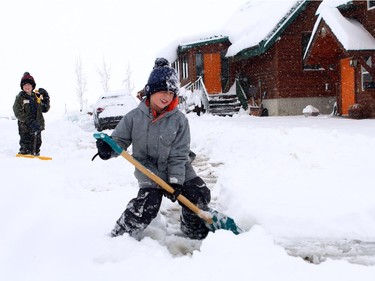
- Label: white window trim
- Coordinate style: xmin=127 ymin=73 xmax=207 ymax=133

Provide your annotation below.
xmin=368 ymin=0 xmax=375 ymax=10
xmin=182 ymin=56 xmax=188 ymax=80
xmin=361 ymin=57 xmax=374 ymax=90
xmin=174 ymin=60 xmax=180 ymax=79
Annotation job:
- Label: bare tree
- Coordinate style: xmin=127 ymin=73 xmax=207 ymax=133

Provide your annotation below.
xmin=75 ymin=55 xmax=87 ymax=112
xmin=97 ymin=57 xmax=111 ymax=93
xmin=122 ymin=62 xmax=135 ymax=94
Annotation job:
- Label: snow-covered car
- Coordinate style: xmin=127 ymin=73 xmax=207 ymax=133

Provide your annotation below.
xmin=93 ymin=90 xmax=138 ymax=131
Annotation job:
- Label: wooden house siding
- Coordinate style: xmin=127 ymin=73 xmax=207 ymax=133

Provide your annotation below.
xmin=173 ymin=0 xmax=374 ymax=117
xmin=344 ymin=1 xmax=375 ymax=116
xmin=340 ymin=1 xmax=375 ymax=30
xmin=275 ymin=1 xmax=336 ymax=98
xmin=177 ymin=38 xmax=231 ymax=93
xmin=229 ymin=48 xmax=278 ymax=100
xmin=305 ymin=1 xmax=375 ymax=117
xmin=228 ymin=0 xmax=336 ymax=115
xmin=278 ymin=36 xmax=337 ymax=96
xmin=304 ymin=22 xmax=345 ymax=66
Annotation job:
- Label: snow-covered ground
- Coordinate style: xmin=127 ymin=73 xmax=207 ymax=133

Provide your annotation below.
xmin=1 ymin=111 xmax=375 ymax=281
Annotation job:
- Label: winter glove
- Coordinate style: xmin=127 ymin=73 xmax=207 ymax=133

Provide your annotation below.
xmin=28 ymin=120 xmax=40 ymax=132
xmin=38 ymin=88 xmax=49 ymax=99
xmin=38 ymin=88 xmax=50 ymax=106
xmin=95 ymin=139 xmax=113 ymax=160
xmin=164 ymin=184 xmax=183 ymax=202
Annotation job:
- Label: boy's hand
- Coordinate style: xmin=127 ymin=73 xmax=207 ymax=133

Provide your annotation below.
xmin=164 ymin=184 xmax=183 ymax=202
xmin=38 ymin=88 xmax=49 ymax=100
xmin=96 ymin=139 xmax=113 ymax=160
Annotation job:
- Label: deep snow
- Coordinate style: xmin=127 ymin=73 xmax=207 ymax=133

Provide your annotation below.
xmin=1 ymin=111 xmax=375 ymax=281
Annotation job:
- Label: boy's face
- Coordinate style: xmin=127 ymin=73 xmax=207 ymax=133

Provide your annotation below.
xmin=150 ymin=91 xmax=174 ymax=112
xmin=22 ymin=83 xmax=33 ymax=93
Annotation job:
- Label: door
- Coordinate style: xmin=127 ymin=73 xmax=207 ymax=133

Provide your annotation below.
xmin=340 ymin=58 xmax=355 ymax=115
xmin=203 ymin=53 xmax=222 ymax=94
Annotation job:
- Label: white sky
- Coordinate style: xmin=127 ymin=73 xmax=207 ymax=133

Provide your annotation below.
xmin=0 ymin=0 xmax=245 ymax=116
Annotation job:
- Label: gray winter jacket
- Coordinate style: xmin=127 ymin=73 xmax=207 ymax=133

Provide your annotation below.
xmin=111 ymin=100 xmax=197 ymax=188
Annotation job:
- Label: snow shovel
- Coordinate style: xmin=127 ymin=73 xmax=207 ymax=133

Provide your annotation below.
xmin=16 ymin=131 xmax=52 ymax=160
xmin=93 ymin=132 xmax=243 ymax=235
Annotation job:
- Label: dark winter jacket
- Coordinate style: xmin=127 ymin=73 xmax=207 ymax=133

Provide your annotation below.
xmin=111 ymin=99 xmax=197 ymax=188
xmin=13 ymin=91 xmax=50 ymax=133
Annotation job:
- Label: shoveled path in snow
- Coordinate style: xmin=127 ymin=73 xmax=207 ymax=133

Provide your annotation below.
xmin=141 ymin=154 xmax=223 ymax=256
xmin=278 ymin=238 xmax=375 ymax=265
xmin=150 ymin=153 xmax=375 ymax=265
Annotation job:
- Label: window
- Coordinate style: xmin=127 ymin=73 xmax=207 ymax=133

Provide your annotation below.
xmin=182 ymin=55 xmax=188 ymax=80
xmin=196 ymin=53 xmax=203 ymax=78
xmin=172 ymin=60 xmax=180 ymax=80
xmin=362 ymin=57 xmax=375 ymax=90
xmin=368 ymin=0 xmax=375 ymax=9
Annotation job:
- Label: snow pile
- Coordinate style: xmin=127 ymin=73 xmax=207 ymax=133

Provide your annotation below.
xmin=1 ymin=112 xmax=375 ymax=281
xmin=302 ymin=105 xmax=320 ymax=116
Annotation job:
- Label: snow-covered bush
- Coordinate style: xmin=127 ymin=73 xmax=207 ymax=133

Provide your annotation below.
xmin=302 ymin=105 xmax=319 ymax=117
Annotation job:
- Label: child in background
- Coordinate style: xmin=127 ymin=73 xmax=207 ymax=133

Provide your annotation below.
xmin=13 ymin=72 xmax=50 ymax=155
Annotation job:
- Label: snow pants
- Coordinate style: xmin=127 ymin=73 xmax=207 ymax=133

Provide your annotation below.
xmin=111 ymin=176 xmax=211 ymax=240
xmin=18 ymin=131 xmax=42 ymax=155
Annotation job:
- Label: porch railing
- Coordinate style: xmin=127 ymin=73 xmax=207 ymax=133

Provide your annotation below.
xmin=182 ymin=76 xmax=210 ymax=113
xmin=235 ymin=78 xmax=249 ymax=110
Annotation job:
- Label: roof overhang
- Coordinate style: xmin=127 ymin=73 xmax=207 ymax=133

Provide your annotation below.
xmin=178 ymin=36 xmax=229 ymax=54
xmin=304 ymin=7 xmax=375 ymax=65
xmin=231 ymin=0 xmax=309 ymax=60
xmin=304 ymin=20 xmax=345 ymax=65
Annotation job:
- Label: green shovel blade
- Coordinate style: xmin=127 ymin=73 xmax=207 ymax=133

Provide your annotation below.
xmin=206 ymin=209 xmax=243 ymax=235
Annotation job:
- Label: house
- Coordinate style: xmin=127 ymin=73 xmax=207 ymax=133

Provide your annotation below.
xmin=225 ymin=0 xmax=338 ymax=116
xmin=174 ymin=36 xmax=241 ymax=116
xmin=304 ymin=0 xmax=375 ymax=118
xmin=173 ymin=0 xmax=340 ymax=116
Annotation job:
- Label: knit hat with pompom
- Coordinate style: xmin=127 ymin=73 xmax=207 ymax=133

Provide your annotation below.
xmin=20 ymin=72 xmax=36 ymax=90
xmin=144 ymin=58 xmax=179 ymax=97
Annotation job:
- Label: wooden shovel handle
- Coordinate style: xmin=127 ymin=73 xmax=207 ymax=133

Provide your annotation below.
xmin=94 ymin=133 xmax=213 ymax=224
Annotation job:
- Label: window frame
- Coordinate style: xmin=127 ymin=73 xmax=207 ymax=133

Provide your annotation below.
xmin=182 ymin=55 xmax=189 ymax=80
xmin=368 ymin=0 xmax=375 ymax=10
xmin=361 ymin=57 xmax=375 ymax=90
xmin=172 ymin=60 xmax=180 ymax=80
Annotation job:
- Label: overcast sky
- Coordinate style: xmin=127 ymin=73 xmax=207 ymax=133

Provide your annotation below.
xmin=0 ymin=0 xmax=246 ymax=116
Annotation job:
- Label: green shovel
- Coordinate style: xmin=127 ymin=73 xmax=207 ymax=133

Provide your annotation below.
xmin=93 ymin=132 xmax=243 ymax=235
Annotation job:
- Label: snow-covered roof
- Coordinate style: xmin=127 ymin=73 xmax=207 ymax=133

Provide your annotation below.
xmin=319 ymin=7 xmax=375 ymax=51
xmin=315 ymin=0 xmax=352 ymax=14
xmin=222 ymin=0 xmax=306 ymax=57
xmin=161 ymin=0 xmax=375 ymax=62
xmin=158 ymin=0 xmax=308 ymax=60
xmin=179 ymin=35 xmax=228 ymax=51
xmin=304 ymin=3 xmax=375 ymax=58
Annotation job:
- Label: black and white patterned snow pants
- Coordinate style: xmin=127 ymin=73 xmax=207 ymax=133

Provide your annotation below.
xmin=111 ymin=176 xmax=211 ymax=240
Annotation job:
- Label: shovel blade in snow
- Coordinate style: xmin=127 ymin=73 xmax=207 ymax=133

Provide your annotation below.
xmin=206 ymin=209 xmax=243 ymax=235
xmin=16 ymin=154 xmax=52 ymax=160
